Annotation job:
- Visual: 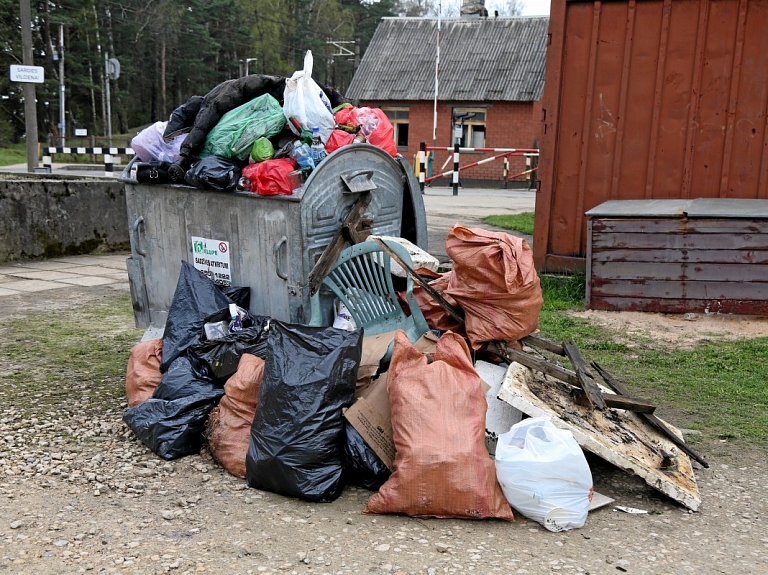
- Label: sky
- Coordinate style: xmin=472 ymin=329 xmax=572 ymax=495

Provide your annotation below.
xmin=520 ymin=0 xmax=550 ymax=15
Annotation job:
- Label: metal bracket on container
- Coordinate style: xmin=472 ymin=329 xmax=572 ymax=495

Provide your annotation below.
xmin=130 ymin=216 xmax=146 ymax=257
xmin=341 ymin=170 xmax=377 ymax=194
xmin=274 ymin=236 xmax=288 ymax=280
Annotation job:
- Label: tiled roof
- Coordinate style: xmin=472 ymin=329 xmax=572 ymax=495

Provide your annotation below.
xmin=346 ymin=16 xmax=549 ymax=102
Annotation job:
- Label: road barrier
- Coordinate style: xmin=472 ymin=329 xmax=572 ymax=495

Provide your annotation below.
xmin=42 ymin=147 xmax=135 ymax=177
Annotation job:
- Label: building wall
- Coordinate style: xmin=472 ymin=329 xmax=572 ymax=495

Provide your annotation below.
xmin=360 ymin=99 xmax=541 ymax=185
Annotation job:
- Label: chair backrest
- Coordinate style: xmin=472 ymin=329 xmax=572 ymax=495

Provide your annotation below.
xmin=315 ymin=240 xmax=430 ymax=338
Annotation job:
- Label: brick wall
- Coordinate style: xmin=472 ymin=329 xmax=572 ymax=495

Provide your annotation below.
xmin=360 ymin=99 xmax=541 ymax=185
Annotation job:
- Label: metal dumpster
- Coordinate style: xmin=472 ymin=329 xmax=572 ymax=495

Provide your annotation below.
xmin=122 ymin=143 xmax=427 ymax=329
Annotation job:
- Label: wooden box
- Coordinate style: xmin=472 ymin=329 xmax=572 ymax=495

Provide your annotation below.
xmin=586 ymin=199 xmax=768 ymax=315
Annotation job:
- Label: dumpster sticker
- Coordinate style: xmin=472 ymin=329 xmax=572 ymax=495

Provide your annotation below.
xmin=191 ymin=236 xmax=232 ymax=286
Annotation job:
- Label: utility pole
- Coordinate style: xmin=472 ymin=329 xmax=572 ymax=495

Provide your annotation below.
xmin=105 ymin=52 xmax=112 ymax=145
xmin=19 ymin=0 xmax=39 ymax=171
xmin=56 ymin=23 xmax=65 ymax=147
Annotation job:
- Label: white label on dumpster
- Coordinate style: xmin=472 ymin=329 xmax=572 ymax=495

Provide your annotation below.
xmin=191 ymin=236 xmax=231 ymax=286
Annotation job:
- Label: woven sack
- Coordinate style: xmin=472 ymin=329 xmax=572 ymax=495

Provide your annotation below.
xmin=364 ymin=331 xmax=513 ymax=520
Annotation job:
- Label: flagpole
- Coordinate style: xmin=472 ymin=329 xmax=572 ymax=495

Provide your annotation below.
xmin=432 ymin=1 xmax=442 ymax=143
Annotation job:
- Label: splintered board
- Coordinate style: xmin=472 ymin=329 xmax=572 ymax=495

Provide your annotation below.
xmin=498 ymin=363 xmax=701 ymax=511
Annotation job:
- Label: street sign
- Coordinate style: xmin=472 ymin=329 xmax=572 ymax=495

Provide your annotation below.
xmin=75 ymin=128 xmax=87 ymax=136
xmin=10 ymin=65 xmax=44 ymax=83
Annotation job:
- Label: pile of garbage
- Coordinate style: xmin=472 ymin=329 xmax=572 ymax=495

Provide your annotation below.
xmin=129 ymin=50 xmax=396 ymax=195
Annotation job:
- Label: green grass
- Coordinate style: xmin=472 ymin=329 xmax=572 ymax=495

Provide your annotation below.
xmin=0 ymin=293 xmax=141 ymax=418
xmin=484 ymin=212 xmax=535 ymax=235
xmin=0 ymin=142 xmax=27 ymax=166
xmin=536 ymin=273 xmax=768 ymax=444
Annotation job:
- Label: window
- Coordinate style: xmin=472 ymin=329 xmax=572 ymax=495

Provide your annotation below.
xmin=452 ymin=108 xmax=486 ymax=149
xmin=383 ymin=108 xmax=409 ymax=148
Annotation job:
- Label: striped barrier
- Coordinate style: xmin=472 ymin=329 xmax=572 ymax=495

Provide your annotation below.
xmin=42 ymin=147 xmax=135 ymax=178
xmin=419 ymin=143 xmax=539 ymax=195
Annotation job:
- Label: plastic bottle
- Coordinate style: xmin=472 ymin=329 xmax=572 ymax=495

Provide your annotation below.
xmin=228 ymin=303 xmax=243 ymax=333
xmin=290 ymin=141 xmax=315 ymax=179
xmin=310 ymin=127 xmax=327 ymax=165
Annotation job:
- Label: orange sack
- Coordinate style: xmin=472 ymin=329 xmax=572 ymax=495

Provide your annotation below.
xmin=412 ymin=271 xmax=465 ymax=335
xmin=206 ymin=354 xmax=265 ymax=479
xmin=125 ymin=339 xmax=163 ymax=407
xmin=364 ymin=331 xmax=514 ymax=520
xmin=445 ymin=225 xmax=543 ymax=348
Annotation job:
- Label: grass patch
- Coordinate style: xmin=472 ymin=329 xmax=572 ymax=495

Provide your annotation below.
xmin=484 ymin=212 xmax=535 ymax=235
xmin=0 ymin=293 xmax=141 ymax=419
xmin=0 ymin=142 xmax=27 ymax=166
xmin=535 ymin=272 xmax=768 ymax=444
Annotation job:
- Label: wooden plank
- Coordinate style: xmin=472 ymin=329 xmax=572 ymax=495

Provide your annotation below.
xmin=487 ymin=343 xmax=652 ymax=412
xmin=587 ymin=296 xmax=768 ymax=315
xmin=497 ymin=364 xmax=701 ymax=511
xmin=571 ymin=388 xmax=656 ymax=413
xmin=371 ymin=237 xmax=466 ymax=326
xmin=591 ymin=261 xmax=768 ymax=282
xmin=591 ymin=218 xmax=768 ymax=234
xmin=521 ymin=334 xmax=566 ymax=356
xmin=562 ymin=340 xmax=607 ymax=410
xmin=487 ymin=342 xmax=580 ymax=386
xmin=591 ymin=231 xmax=768 ymax=250
xmin=590 ymin=279 xmax=768 ymax=300
xmin=591 ymin=248 xmax=768 ymax=265
xmin=591 ymin=362 xmax=709 ymax=468
xmin=307 ymin=192 xmax=372 ymax=296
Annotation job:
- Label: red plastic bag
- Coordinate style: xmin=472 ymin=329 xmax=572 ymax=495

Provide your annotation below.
xmin=242 ymin=158 xmax=298 ymax=196
xmin=446 ymin=225 xmax=543 ymax=348
xmin=325 ymin=129 xmax=355 ymax=153
xmin=364 ymin=331 xmax=514 ymax=520
xmin=335 ymin=107 xmax=397 ymax=157
xmin=125 ymin=339 xmax=163 ymax=407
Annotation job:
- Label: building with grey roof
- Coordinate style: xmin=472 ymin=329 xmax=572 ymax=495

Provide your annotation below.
xmin=346 ymin=15 xmax=549 ymax=185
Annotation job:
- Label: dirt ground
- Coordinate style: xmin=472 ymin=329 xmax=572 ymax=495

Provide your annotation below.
xmin=1 ymin=285 xmax=767 ymax=575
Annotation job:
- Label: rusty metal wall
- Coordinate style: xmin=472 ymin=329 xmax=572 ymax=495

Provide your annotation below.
xmin=535 ymin=0 xmax=768 ymax=272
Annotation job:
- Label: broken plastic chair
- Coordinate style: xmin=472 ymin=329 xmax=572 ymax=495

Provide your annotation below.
xmin=308 ymin=239 xmax=430 ymax=357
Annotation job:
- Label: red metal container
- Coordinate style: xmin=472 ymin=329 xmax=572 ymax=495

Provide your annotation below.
xmin=535 ymin=0 xmax=768 ymax=272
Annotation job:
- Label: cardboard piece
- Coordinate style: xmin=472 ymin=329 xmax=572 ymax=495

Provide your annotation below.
xmin=357 ymin=331 xmax=439 ymax=387
xmin=344 ymin=372 xmax=394 ymax=469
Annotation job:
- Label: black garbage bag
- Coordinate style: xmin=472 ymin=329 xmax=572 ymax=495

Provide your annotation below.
xmin=153 ymin=354 xmax=224 ymax=402
xmin=163 ymin=95 xmax=204 ymax=141
xmin=161 ymin=261 xmax=234 ymax=372
xmin=342 ymin=421 xmax=391 ymax=491
xmin=123 ymin=393 xmax=220 ymax=460
xmin=219 ymin=285 xmax=251 ymax=309
xmin=185 ymin=156 xmax=242 ymax=191
xmin=189 ymin=316 xmax=271 ymax=385
xmin=246 ymin=321 xmax=364 ymax=502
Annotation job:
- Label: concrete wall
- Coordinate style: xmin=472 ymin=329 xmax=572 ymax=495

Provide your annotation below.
xmin=0 ymin=175 xmax=129 ymax=262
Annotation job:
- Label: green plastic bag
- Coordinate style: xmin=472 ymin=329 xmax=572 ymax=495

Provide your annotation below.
xmin=250 ymin=137 xmax=274 ymax=162
xmin=202 ymin=94 xmax=285 ymax=162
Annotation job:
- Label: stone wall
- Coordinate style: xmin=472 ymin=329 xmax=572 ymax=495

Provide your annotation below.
xmin=0 ymin=175 xmax=129 ymax=262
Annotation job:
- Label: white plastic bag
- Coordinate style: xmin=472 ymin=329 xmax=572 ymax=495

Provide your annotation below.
xmin=130 ymin=121 xmax=187 ymax=163
xmin=283 ymin=50 xmax=335 ymax=143
xmin=495 ymin=416 xmax=593 ymax=532
xmin=332 ymin=299 xmax=357 ymax=331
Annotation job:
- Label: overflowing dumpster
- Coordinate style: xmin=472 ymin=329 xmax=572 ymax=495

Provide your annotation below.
xmin=122 ymin=143 xmax=427 ymax=329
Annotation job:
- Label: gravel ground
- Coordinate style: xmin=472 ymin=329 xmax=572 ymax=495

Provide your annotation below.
xmin=1 ymin=286 xmax=767 ymax=575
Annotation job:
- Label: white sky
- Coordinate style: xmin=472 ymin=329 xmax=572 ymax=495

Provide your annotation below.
xmin=520 ymin=0 xmax=550 ymax=15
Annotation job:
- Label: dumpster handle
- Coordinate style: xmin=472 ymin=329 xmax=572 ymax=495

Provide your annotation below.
xmin=274 ymin=236 xmax=288 ymax=280
xmin=341 ymin=169 xmax=377 ymax=193
xmin=131 ymin=216 xmax=146 ymax=257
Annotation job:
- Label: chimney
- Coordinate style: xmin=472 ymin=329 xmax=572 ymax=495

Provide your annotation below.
xmin=460 ymin=0 xmax=488 ymax=18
